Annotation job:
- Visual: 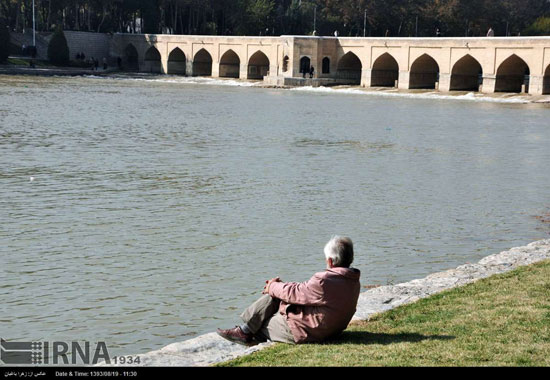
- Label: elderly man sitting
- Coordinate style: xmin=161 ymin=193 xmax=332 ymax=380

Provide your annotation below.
xmin=217 ymin=236 xmax=361 ymax=345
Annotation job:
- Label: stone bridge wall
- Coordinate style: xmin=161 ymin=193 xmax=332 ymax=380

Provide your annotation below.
xmin=10 ymin=31 xmax=113 ymax=63
xmin=110 ymin=34 xmax=550 ymax=95
xmin=63 ymin=31 xmax=112 ymax=62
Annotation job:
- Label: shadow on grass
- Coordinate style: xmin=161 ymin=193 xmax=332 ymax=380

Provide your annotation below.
xmin=322 ymin=331 xmax=455 ymax=346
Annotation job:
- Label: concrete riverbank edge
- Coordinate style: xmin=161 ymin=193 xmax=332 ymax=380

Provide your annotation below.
xmin=96 ymin=238 xmax=550 ymax=367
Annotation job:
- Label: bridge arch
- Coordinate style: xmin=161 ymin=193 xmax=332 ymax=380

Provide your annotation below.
xmin=123 ymin=43 xmax=139 ymax=71
xmin=371 ymin=53 xmax=399 ymax=87
xmin=144 ymin=46 xmax=161 ymax=73
xmin=543 ymin=64 xmax=550 ymax=95
xmin=248 ymin=51 xmax=270 ymax=80
xmin=495 ymin=54 xmax=530 ymax=93
xmin=193 ymin=49 xmax=213 ymax=76
xmin=299 ymin=56 xmax=311 ymax=76
xmin=219 ymin=49 xmax=241 ymax=78
xmin=336 ymin=51 xmax=362 ymax=85
xmin=450 ymin=54 xmax=482 ymax=91
xmin=282 ymin=55 xmax=289 ymax=73
xmin=322 ymin=57 xmax=330 ymax=74
xmin=409 ymin=54 xmax=440 ymax=89
xmin=281 ymin=55 xmax=290 ymax=73
xmin=167 ymin=47 xmax=186 ymax=75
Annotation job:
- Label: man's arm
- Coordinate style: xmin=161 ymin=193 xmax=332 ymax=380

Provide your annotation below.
xmin=267 ymin=276 xmax=325 ymax=306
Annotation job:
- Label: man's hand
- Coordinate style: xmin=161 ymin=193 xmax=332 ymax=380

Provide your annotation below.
xmin=262 ymin=277 xmax=281 ymax=294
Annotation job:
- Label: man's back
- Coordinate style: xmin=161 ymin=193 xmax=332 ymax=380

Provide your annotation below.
xmin=268 ymin=267 xmax=361 ymax=343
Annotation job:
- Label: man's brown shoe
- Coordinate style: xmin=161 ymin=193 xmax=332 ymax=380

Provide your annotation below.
xmin=216 ymin=326 xmax=255 ymax=346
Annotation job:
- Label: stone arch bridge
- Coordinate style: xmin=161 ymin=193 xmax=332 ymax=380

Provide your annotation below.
xmin=111 ymin=34 xmax=550 ymax=95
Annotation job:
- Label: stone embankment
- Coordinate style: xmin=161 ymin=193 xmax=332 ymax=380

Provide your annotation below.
xmin=101 ymin=239 xmax=549 ymax=366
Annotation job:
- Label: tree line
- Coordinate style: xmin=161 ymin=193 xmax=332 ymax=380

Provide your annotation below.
xmin=1 ymin=0 xmax=550 ymax=38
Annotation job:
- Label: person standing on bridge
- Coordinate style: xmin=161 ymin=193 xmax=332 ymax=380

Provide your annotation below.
xmin=487 ymin=27 xmax=495 ymax=37
xmin=216 ymin=236 xmax=361 ymax=346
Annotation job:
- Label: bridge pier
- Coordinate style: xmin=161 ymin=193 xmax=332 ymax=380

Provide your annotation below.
xmin=397 ymin=71 xmax=410 ymax=90
xmin=269 ymin=63 xmax=277 ymax=79
xmin=239 ymin=64 xmax=248 ymax=80
xmin=160 ymin=57 xmax=168 ymax=75
xmin=361 ymin=69 xmax=372 ymax=88
xmin=437 ymin=73 xmax=452 ymax=92
xmin=481 ymin=75 xmax=497 ymax=94
xmin=528 ymin=75 xmax=544 ymax=95
xmin=186 ymin=60 xmax=194 ymax=77
xmin=211 ymin=62 xmax=220 ymax=78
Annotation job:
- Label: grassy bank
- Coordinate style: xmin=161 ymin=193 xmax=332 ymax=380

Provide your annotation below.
xmin=219 ymin=260 xmax=550 ymax=366
xmin=6 ymin=57 xmax=48 ymax=67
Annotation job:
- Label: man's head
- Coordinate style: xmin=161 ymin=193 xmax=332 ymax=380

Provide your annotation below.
xmin=324 ymin=236 xmax=354 ymax=268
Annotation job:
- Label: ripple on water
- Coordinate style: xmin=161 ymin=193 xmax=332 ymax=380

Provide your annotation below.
xmin=1 ymin=75 xmax=549 ymax=357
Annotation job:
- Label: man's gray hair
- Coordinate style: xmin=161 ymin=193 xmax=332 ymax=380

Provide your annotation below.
xmin=324 ymin=236 xmax=354 ymax=268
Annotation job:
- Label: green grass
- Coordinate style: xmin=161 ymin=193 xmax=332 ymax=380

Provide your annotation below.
xmin=219 ymin=260 xmax=550 ymax=366
xmin=6 ymin=57 xmax=31 ymax=66
xmin=5 ymin=57 xmax=91 ymax=68
xmin=6 ymin=57 xmax=48 ymax=67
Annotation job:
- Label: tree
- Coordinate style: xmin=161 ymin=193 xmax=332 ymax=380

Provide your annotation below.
xmin=47 ymin=26 xmax=70 ymax=65
xmin=0 ymin=18 xmax=9 ymax=62
xmin=230 ymin=0 xmax=274 ymax=35
xmin=2 ymin=0 xmax=550 ymax=37
xmin=524 ymin=16 xmax=550 ymax=35
xmin=141 ymin=0 xmax=161 ymax=33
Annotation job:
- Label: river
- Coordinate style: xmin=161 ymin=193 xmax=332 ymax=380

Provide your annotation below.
xmin=1 ymin=74 xmax=549 ymax=358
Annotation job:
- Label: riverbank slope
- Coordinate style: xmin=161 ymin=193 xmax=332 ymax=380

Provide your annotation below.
xmin=97 ymin=239 xmax=550 ymax=366
xmin=222 ymin=253 xmax=550 ymax=366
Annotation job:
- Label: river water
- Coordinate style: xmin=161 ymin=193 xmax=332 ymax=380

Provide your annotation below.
xmin=1 ymin=74 xmax=549 ymax=358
